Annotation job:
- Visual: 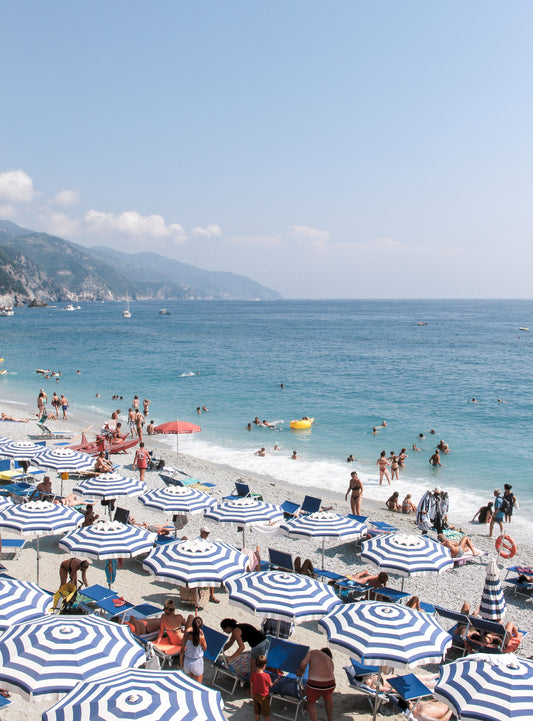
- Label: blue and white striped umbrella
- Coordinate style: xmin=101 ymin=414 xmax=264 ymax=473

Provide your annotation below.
xmin=226 ymin=571 xmax=342 ymax=622
xmin=281 ymin=511 xmax=367 ymax=567
xmin=73 ymin=473 xmax=147 ymax=500
xmin=435 ymin=653 xmax=533 ymax=721
xmin=143 ymin=538 xmax=248 ymax=587
xmin=361 ymin=533 xmax=454 ymax=578
xmin=479 ymin=558 xmax=506 ymax=621
xmin=33 ymin=447 xmax=94 ymax=473
xmin=319 ymin=601 xmax=452 ymax=668
xmin=204 ymin=498 xmax=283 ymax=544
xmin=0 ymin=615 xmax=145 ymax=701
xmin=0 ymin=439 xmax=47 ymax=459
xmin=43 ymin=668 xmax=226 ymax=721
xmin=59 ymin=520 xmax=156 ymax=560
xmin=139 ymin=485 xmax=216 ymax=514
xmin=0 ymin=578 xmax=53 ymax=630
xmin=0 ymin=500 xmax=83 ymax=584
xmin=0 ymin=497 xmax=13 ymax=513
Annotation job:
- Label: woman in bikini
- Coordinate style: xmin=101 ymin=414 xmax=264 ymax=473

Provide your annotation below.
xmin=345 ymin=471 xmax=363 ymax=515
xmin=376 ymin=450 xmax=391 ymax=485
xmin=398 ymin=448 xmax=408 ymax=468
xmin=390 ymin=454 xmax=399 ymax=480
xmin=155 ymin=599 xmax=193 ymax=646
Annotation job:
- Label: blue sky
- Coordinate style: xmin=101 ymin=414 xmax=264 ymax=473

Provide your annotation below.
xmin=1 ymin=1 xmax=532 ymax=298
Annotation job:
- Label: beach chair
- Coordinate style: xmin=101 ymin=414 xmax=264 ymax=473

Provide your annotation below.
xmin=0 ymin=693 xmax=12 ymax=715
xmin=269 ymin=548 xmax=294 ymax=572
xmin=453 ymin=549 xmax=488 ymax=567
xmin=465 ymin=616 xmax=528 ymax=655
xmin=159 ymin=467 xmax=216 ymax=489
xmin=387 ymin=674 xmax=433 ymax=718
xmin=0 ymin=460 xmax=11 ymax=473
xmin=262 ymin=617 xmax=295 ymax=640
xmin=224 ymin=481 xmax=263 ymax=501
xmin=434 ymin=607 xmax=470 ymax=654
xmin=206 ymin=625 xmax=250 ymax=694
xmin=30 ymin=423 xmax=76 ymax=439
xmin=281 ymin=495 xmax=322 ymax=519
xmin=113 ymin=507 xmax=131 ymax=524
xmin=506 ymin=576 xmax=533 ymax=598
xmin=0 ymin=539 xmax=26 ymax=560
xmin=344 ymin=660 xmax=389 ymax=713
xmin=267 ymin=637 xmax=310 ymax=720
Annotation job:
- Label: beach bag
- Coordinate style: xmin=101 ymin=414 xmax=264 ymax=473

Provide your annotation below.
xmin=499 ymin=495 xmax=512 ymax=515
xmin=271 ymin=675 xmax=302 ymax=699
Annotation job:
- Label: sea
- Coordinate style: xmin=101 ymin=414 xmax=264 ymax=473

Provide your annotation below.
xmin=1 ymin=299 xmax=532 ymax=542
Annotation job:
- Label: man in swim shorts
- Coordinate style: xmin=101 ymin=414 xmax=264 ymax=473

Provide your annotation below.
xmin=298 ymin=647 xmax=335 ymax=721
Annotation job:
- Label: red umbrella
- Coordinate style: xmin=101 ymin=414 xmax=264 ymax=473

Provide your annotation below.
xmin=153 ymin=420 xmax=201 ymax=462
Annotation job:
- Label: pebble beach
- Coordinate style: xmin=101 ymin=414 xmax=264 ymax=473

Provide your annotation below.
xmin=0 ymin=393 xmax=531 ymax=721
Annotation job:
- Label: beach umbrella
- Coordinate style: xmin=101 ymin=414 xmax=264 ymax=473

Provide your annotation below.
xmin=319 ymin=601 xmax=452 ymax=721
xmin=478 ymin=558 xmax=506 ymax=621
xmin=0 ymin=615 xmax=145 ymax=701
xmin=0 ymin=497 xmax=13 ymax=512
xmin=153 ymin=420 xmax=201 ymax=463
xmin=43 ymin=668 xmax=226 ymax=721
xmin=59 ymin=520 xmax=156 ymax=561
xmin=435 ymin=653 xmax=533 ymax=721
xmin=281 ymin=511 xmax=367 ymax=568
xmin=143 ymin=537 xmax=248 ymax=588
xmin=73 ymin=472 xmax=147 ymax=500
xmin=139 ymin=485 xmax=216 ymax=515
xmin=204 ymin=498 xmax=283 ymax=545
xmin=361 ymin=533 xmax=454 ymax=589
xmin=0 ymin=439 xmax=46 ymax=459
xmin=0 ymin=578 xmax=53 ymax=630
xmin=0 ymin=500 xmax=83 ymax=584
xmin=33 ymin=446 xmax=95 ymax=495
xmin=226 ymin=570 xmax=342 ymax=623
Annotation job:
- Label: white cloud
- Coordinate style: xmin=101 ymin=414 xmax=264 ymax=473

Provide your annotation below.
xmin=53 ymin=190 xmax=80 ymax=207
xmin=84 ymin=209 xmax=186 ymax=241
xmin=0 ymin=204 xmax=16 ymax=218
xmin=40 ymin=212 xmax=80 ymax=238
xmin=0 ymin=170 xmax=35 ymax=203
xmin=191 ymin=224 xmax=222 ymax=238
xmin=288 ymin=224 xmax=331 ymax=247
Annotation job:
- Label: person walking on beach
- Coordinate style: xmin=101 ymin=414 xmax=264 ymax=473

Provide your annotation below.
xmin=128 ymin=408 xmax=136 ymax=435
xmin=429 ymin=449 xmax=442 ymax=467
xmin=376 ymin=451 xmax=391 ymax=485
xmin=51 ymin=392 xmax=61 ymax=419
xmin=297 ymin=648 xmax=335 ymax=721
xmin=250 ymin=654 xmax=272 ymax=721
xmin=143 ymin=398 xmax=150 ymax=416
xmin=133 ymin=442 xmax=151 ymax=482
xmin=60 ymin=394 xmax=69 ymax=420
xmin=135 ymin=409 xmax=144 ymax=441
xmin=37 ymin=389 xmax=47 ymax=416
xmin=503 ymin=484 xmax=517 ymax=523
xmin=489 ymin=488 xmax=506 ymax=538
xmin=345 ymin=471 xmax=363 ymax=516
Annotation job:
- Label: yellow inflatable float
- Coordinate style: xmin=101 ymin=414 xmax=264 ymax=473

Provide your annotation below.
xmin=290 ymin=417 xmax=314 ymax=430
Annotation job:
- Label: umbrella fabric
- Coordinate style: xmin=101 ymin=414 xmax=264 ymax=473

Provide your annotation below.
xmin=0 ymin=440 xmax=47 ymax=460
xmin=143 ymin=538 xmax=248 ymax=587
xmin=33 ymin=447 xmax=94 ymax=473
xmin=0 ymin=578 xmax=53 ymax=630
xmin=0 ymin=500 xmax=82 ymax=536
xmin=59 ymin=520 xmax=156 ymax=560
xmin=479 ymin=558 xmax=506 ymax=621
xmin=43 ymin=668 xmax=226 ymax=721
xmin=226 ymin=571 xmax=342 ymax=622
xmin=139 ymin=485 xmax=216 ymax=514
xmin=0 ymin=498 xmax=13 ymax=513
xmin=153 ymin=420 xmax=201 ymax=461
xmin=319 ymin=601 xmax=452 ymax=668
xmin=435 ymin=653 xmax=533 ymax=721
xmin=204 ymin=498 xmax=283 ymax=526
xmin=0 ymin=615 xmax=145 ymax=701
xmin=361 ymin=533 xmax=453 ymax=577
xmin=73 ymin=473 xmax=147 ymax=500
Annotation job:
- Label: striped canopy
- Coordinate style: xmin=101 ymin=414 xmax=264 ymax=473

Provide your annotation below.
xmin=73 ymin=473 xmax=147 ymax=500
xmin=0 ymin=615 xmax=145 ymax=701
xmin=0 ymin=578 xmax=53 ymax=630
xmin=479 ymin=558 xmax=506 ymax=621
xmin=33 ymin=447 xmax=94 ymax=472
xmin=204 ymin=498 xmax=283 ymax=526
xmin=226 ymin=571 xmax=342 ymax=622
xmin=0 ymin=498 xmax=13 ymax=513
xmin=281 ymin=511 xmax=367 ymax=566
xmin=0 ymin=440 xmax=47 ymax=459
xmin=59 ymin=520 xmax=156 ymax=560
xmin=319 ymin=601 xmax=451 ymax=668
xmin=0 ymin=500 xmax=83 ymax=536
xmin=139 ymin=485 xmax=216 ymax=514
xmin=361 ymin=533 xmax=454 ymax=577
xmin=435 ymin=653 xmax=533 ymax=721
xmin=143 ymin=538 xmax=248 ymax=587
xmin=43 ymin=668 xmax=226 ymax=721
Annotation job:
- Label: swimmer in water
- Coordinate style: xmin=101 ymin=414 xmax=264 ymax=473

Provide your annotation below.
xmin=291 ymin=450 xmax=298 ymax=460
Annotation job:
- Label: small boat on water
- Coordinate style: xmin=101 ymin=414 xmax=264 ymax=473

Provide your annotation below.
xmin=122 ymin=300 xmax=131 ymax=318
xmin=159 ymin=309 xmax=171 ymax=315
xmin=0 ymin=306 xmax=14 ymax=317
xmin=519 ymin=327 xmax=529 ymax=331
xmin=417 ymin=322 xmax=428 ymax=326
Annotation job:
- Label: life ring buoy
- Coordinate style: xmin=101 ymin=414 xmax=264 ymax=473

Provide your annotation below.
xmin=495 ymin=534 xmax=517 ymax=559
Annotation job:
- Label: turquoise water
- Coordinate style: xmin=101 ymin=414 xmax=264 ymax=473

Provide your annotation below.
xmin=1 ymin=299 xmax=531 ymax=540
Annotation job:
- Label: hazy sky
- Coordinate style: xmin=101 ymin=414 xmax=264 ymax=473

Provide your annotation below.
xmin=1 ymin=1 xmax=532 ymax=298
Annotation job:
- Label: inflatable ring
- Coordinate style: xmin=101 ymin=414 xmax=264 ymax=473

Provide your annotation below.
xmin=495 ymin=534 xmax=517 ymax=559
xmin=290 ymin=418 xmax=314 ymax=430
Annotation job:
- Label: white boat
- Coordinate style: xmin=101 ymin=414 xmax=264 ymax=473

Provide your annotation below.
xmin=122 ymin=300 xmax=131 ymax=318
xmin=0 ymin=306 xmax=14 ymax=317
xmin=519 ymin=327 xmax=529 ymax=331
xmin=159 ymin=309 xmax=171 ymax=315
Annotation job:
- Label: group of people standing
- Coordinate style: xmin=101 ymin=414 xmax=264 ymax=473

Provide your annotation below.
xmin=37 ymin=389 xmax=68 ymax=420
xmin=376 ymin=448 xmax=408 ymax=485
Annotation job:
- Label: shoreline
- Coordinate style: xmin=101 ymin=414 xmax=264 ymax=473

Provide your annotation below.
xmin=0 ymin=391 xmax=531 ymax=720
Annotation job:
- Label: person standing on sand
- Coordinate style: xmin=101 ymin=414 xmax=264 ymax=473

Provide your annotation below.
xmin=345 ymin=471 xmax=363 ymax=516
xmin=133 ymin=442 xmax=151 ymax=482
xmin=297 ymin=648 xmax=335 ymax=721
xmin=60 ymin=394 xmax=69 ymax=420
xmin=503 ymin=484 xmax=517 ymax=523
xmin=489 ymin=489 xmax=505 ymax=538
xmin=37 ymin=389 xmax=46 ymax=416
xmin=377 ymin=450 xmax=391 ymax=485
xmin=143 ymin=398 xmax=150 ymax=416
xmin=51 ymin=392 xmax=61 ymax=418
xmin=135 ymin=409 xmax=144 ymax=441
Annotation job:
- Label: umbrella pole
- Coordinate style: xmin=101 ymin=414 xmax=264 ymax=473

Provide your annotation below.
xmin=322 ymin=539 xmax=325 ymax=570
xmin=36 ymin=536 xmax=40 ymax=585
xmin=372 ymin=667 xmax=383 ymax=721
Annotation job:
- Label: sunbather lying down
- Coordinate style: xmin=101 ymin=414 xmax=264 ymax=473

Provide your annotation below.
xmin=436 ymin=534 xmax=479 ymax=557
xmin=0 ymin=413 xmax=28 ymax=422
xmin=349 ymin=569 xmax=389 ymax=588
xmin=397 ymin=699 xmax=453 ymax=721
xmin=457 ymin=602 xmax=523 ymax=652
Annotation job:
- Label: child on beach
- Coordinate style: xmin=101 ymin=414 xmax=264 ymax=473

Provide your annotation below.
xmin=250 ymin=655 xmax=272 ymax=721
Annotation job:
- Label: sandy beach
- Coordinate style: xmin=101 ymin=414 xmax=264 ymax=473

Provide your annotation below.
xmin=0 ymin=394 xmax=531 ymax=721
